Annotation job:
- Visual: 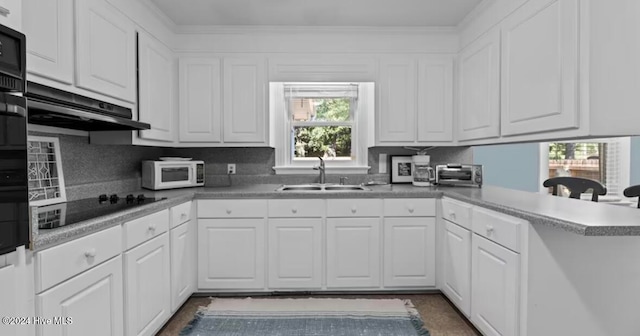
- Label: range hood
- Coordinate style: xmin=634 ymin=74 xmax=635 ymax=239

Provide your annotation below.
xmin=25 ymin=82 xmax=150 ymax=131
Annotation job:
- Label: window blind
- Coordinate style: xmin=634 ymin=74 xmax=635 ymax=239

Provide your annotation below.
xmin=284 ymin=83 xmax=359 ymax=98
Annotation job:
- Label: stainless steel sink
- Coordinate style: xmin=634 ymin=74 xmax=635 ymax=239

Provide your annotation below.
xmin=323 ymin=185 xmax=368 ymax=191
xmin=276 ymin=184 xmax=370 ymax=192
xmin=277 ymin=185 xmax=323 ymax=191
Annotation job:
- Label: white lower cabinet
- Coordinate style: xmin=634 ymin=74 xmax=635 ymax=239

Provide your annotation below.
xmin=0 ymin=264 xmax=17 ymax=336
xmin=123 ymin=233 xmax=171 ymax=336
xmin=326 ymin=218 xmax=380 ymax=288
xmin=37 ymin=256 xmax=124 ymax=336
xmin=441 ymin=220 xmax=471 ymax=317
xmin=383 ymin=217 xmax=436 ymax=287
xmin=268 ymin=219 xmax=322 ymax=289
xmin=471 ymin=234 xmax=520 ymax=336
xmin=440 ymin=198 xmax=522 ymax=336
xmin=170 ymin=220 xmax=196 ymax=312
xmin=198 ymin=218 xmax=266 ymax=289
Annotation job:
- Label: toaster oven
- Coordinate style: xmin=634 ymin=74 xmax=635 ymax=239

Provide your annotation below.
xmin=435 ymin=164 xmax=483 ymax=187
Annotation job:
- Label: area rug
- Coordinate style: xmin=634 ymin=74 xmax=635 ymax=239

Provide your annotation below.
xmin=179 ymin=298 xmax=430 ymax=336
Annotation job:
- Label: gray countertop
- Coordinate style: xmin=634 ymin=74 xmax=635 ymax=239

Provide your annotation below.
xmin=31 ymin=184 xmax=640 ymax=251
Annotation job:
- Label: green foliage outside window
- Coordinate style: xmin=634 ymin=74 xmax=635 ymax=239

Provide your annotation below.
xmin=293 ymin=98 xmax=352 ymax=158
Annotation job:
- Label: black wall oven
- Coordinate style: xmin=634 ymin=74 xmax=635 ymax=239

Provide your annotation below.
xmin=0 ymin=23 xmax=28 ymax=255
xmin=0 ymin=93 xmax=28 ymax=255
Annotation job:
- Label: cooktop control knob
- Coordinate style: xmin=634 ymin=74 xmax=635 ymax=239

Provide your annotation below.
xmin=98 ymin=194 xmax=108 ymax=203
xmin=125 ymin=194 xmax=135 ymax=204
xmin=109 ymin=194 xmax=119 ymax=204
xmin=136 ymin=194 xmax=146 ymax=203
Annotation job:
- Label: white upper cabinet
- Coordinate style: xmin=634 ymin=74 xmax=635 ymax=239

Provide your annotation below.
xmin=417 ymin=56 xmax=454 ymax=142
xmin=377 ymin=57 xmax=417 ymax=143
xmin=0 ymin=0 xmax=21 ymax=31
xmin=500 ymin=0 xmax=579 ymax=136
xmin=137 ymin=31 xmax=175 ymax=142
xmin=458 ymin=28 xmax=501 ymax=141
xmin=178 ymin=57 xmax=222 ymax=143
xmin=223 ymin=57 xmax=267 ymax=143
xmin=23 ymin=0 xmax=74 ymax=84
xmin=75 ymin=0 xmax=136 ymax=103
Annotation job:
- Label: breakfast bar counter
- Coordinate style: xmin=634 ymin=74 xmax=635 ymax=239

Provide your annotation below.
xmin=31 ymin=184 xmax=640 ymax=251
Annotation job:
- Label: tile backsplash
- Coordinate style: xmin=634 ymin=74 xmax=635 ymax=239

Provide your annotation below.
xmin=30 ymin=131 xmax=472 ymax=199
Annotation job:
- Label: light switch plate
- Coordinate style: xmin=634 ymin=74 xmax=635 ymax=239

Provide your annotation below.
xmin=379 ymin=154 xmax=387 ymax=173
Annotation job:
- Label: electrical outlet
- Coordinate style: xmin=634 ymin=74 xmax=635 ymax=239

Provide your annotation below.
xmin=227 ymin=164 xmax=236 ymax=174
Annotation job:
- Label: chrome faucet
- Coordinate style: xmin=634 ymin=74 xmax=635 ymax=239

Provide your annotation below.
xmin=313 ymin=157 xmax=326 ymax=184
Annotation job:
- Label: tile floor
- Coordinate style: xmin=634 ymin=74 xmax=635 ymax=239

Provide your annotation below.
xmin=157 ymin=293 xmax=480 ymax=336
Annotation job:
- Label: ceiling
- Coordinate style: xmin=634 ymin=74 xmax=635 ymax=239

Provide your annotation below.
xmin=149 ymin=0 xmax=484 ymax=27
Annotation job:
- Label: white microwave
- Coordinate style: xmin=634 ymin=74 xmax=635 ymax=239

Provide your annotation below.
xmin=142 ymin=160 xmax=205 ymax=190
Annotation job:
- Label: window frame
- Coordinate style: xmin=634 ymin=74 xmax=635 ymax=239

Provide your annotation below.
xmin=270 ymin=82 xmax=373 ymax=175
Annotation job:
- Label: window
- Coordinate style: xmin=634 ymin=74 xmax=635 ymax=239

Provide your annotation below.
xmin=270 ymin=82 xmax=373 ymax=174
xmin=540 ymin=137 xmax=630 ymax=202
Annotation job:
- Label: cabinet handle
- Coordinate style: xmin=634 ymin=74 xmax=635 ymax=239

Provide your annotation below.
xmin=148 ymin=224 xmax=156 ymax=232
xmin=291 ymin=208 xmax=297 ymax=214
xmin=180 ymin=213 xmax=187 ymax=220
xmin=0 ymin=7 xmax=10 ymax=17
xmin=486 ymin=225 xmax=494 ymax=235
xmin=448 ymin=210 xmax=456 ymax=220
xmin=351 ymin=206 xmax=357 ymax=214
xmin=226 ymin=209 xmax=232 ymax=214
xmin=407 ymin=205 xmax=414 ymax=213
xmin=84 ymin=249 xmax=97 ymax=258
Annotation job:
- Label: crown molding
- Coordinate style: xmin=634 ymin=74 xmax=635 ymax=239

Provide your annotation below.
xmin=457 ymin=0 xmax=497 ymax=31
xmin=138 ymin=0 xmax=179 ymax=32
xmin=173 ymin=25 xmax=458 ymax=36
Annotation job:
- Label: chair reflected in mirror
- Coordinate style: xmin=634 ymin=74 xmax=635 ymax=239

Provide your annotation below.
xmin=623 ymin=185 xmax=640 ymax=208
xmin=543 ymin=177 xmax=607 ymax=202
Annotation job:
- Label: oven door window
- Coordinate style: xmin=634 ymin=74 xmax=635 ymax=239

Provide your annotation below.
xmin=161 ymin=167 xmax=190 ymax=183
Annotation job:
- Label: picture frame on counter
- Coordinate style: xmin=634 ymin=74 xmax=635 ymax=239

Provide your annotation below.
xmin=27 ymin=136 xmax=67 ymax=206
xmin=390 ymin=155 xmax=413 ymax=184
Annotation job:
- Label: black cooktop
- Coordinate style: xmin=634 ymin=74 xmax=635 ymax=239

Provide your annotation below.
xmin=37 ymin=194 xmax=167 ymax=230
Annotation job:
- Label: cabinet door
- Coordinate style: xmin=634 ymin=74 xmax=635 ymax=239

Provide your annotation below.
xmin=383 ymin=217 xmax=435 ymax=287
xmin=268 ymin=219 xmax=322 ymax=289
xmin=170 ymin=221 xmax=195 ymax=312
xmin=198 ymin=218 xmax=265 ymax=289
xmin=138 ymin=31 xmax=175 ymax=142
xmin=501 ymin=0 xmax=579 ymax=136
xmin=417 ymin=56 xmax=454 ymax=142
xmin=178 ymin=57 xmax=222 ymax=143
xmin=442 ymin=221 xmax=471 ymax=317
xmin=124 ymin=234 xmax=171 ymax=336
xmin=0 ymin=0 xmax=21 ymax=31
xmin=458 ymin=28 xmax=501 ymax=141
xmin=326 ymin=218 xmax=380 ymax=288
xmin=0 ymin=264 xmax=17 ymax=336
xmin=378 ymin=58 xmax=417 ymax=143
xmin=223 ymin=57 xmax=266 ymax=143
xmin=75 ymin=0 xmax=136 ymax=102
xmin=23 ymin=0 xmax=74 ymax=84
xmin=471 ymin=234 xmax=520 ymax=336
xmin=37 ymin=256 xmax=124 ymax=336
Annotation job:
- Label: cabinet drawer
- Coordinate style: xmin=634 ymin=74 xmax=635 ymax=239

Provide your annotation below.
xmin=384 ymin=198 xmax=435 ymax=217
xmin=35 ymin=225 xmax=122 ymax=293
xmin=171 ymin=201 xmax=192 ymax=228
xmin=268 ymin=199 xmax=324 ymax=218
xmin=123 ymin=209 xmax=169 ymax=250
xmin=198 ymin=199 xmax=268 ymax=218
xmin=326 ymin=199 xmax=382 ymax=217
xmin=472 ymin=207 xmax=524 ymax=253
xmin=441 ymin=197 xmax=472 ymax=229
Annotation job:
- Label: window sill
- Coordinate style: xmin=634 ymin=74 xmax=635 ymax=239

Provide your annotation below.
xmin=272 ymin=166 xmax=371 ymax=175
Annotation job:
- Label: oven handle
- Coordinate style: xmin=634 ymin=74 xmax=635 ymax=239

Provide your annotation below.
xmin=0 ymin=94 xmax=27 ymax=118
